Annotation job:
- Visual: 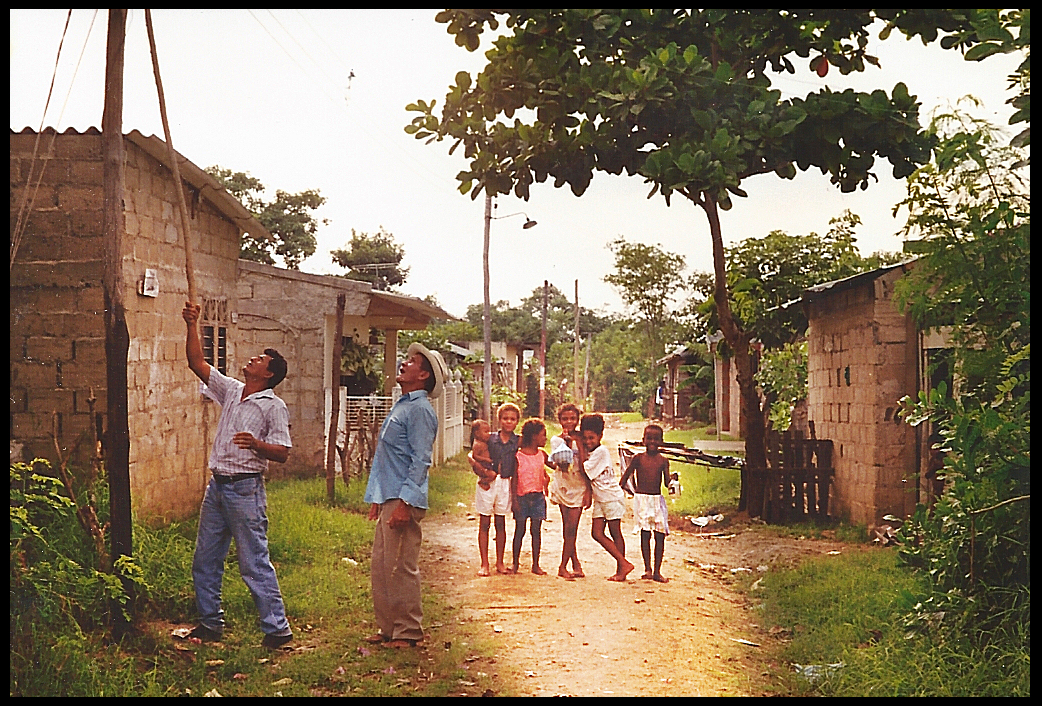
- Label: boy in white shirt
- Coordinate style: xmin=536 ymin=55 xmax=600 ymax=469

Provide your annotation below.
xmin=580 ymin=413 xmax=634 ymax=582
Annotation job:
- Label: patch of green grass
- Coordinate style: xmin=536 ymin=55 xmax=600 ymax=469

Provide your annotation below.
xmin=665 ymin=425 xmax=739 ymax=444
xmin=753 ymin=549 xmax=1031 ymax=697
xmin=666 ymin=462 xmax=742 ymax=517
xmin=11 ymin=452 xmax=509 ymax=697
xmin=616 ymin=412 xmax=645 ymax=423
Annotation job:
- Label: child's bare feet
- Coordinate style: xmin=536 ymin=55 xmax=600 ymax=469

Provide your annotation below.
xmin=641 ymin=571 xmax=654 ymax=580
xmin=557 ymin=568 xmax=575 ymax=579
xmin=532 ymin=566 xmax=547 ymax=575
xmin=505 ymin=565 xmax=519 ymax=575
xmin=569 ymin=563 xmax=584 ymax=578
xmin=477 ymin=566 xmax=491 ymax=577
xmin=652 ymin=574 xmax=669 ymax=583
xmin=495 ymin=563 xmax=510 ymax=575
xmin=607 ymin=560 xmax=635 ymax=581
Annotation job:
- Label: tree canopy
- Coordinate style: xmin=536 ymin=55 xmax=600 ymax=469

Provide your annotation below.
xmin=205 ymin=165 xmax=327 ymax=269
xmin=409 ymin=8 xmax=1026 ymax=515
xmin=330 ymin=227 xmax=409 ymax=291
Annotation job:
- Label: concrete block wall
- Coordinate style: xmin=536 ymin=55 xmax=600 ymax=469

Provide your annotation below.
xmin=10 ymin=129 xmax=107 ymax=468
xmin=11 ymin=129 xmax=248 ymax=521
xmin=121 ymin=139 xmax=242 ymax=520
xmin=237 ymin=261 xmax=372 ymax=474
xmin=806 ymin=269 xmax=918 ymax=529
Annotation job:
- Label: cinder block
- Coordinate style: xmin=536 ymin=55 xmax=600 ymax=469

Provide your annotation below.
xmin=11 ymin=411 xmax=48 ymax=440
xmin=11 ymin=361 xmax=59 ymax=389
xmin=60 ymin=360 xmax=105 ymax=390
xmin=10 ymin=387 xmax=28 ymax=414
xmin=68 ymin=159 xmax=103 ymax=186
xmin=26 ymin=336 xmax=73 ymax=363
xmin=54 ymin=135 xmax=102 ymax=161
xmin=69 ymin=209 xmax=104 ymax=238
xmin=58 ymin=185 xmax=103 ymax=212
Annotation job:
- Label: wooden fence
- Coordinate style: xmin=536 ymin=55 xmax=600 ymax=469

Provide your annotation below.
xmin=330 ymin=370 xmax=465 ymax=481
xmin=762 ymin=429 xmax=834 ymax=523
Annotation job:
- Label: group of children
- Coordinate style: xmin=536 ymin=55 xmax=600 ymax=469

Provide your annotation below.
xmin=467 ymin=402 xmax=678 ymax=583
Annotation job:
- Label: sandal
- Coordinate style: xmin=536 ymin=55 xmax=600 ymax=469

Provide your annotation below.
xmin=363 ymin=633 xmax=390 ymax=644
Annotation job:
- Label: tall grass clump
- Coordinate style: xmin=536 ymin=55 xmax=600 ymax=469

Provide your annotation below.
xmin=757 ymin=548 xmax=1030 ymax=696
xmin=10 ymin=459 xmax=185 ymax=696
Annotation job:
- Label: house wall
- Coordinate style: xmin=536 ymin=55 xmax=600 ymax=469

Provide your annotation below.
xmin=11 ymin=129 xmax=108 ymax=469
xmin=10 ymin=129 xmax=244 ymax=521
xmin=236 ymin=261 xmax=372 ymax=474
xmin=806 ymin=269 xmax=918 ymax=529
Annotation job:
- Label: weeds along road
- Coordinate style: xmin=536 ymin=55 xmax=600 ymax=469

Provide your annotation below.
xmin=420 ymin=419 xmax=851 ymax=697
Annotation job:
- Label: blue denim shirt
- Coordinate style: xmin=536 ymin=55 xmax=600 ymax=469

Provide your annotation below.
xmin=364 ymin=390 xmax=437 ymax=509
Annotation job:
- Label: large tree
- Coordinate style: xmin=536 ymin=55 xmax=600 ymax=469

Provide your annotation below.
xmin=206 ymin=166 xmax=326 ymax=269
xmin=408 ymin=9 xmax=943 ymax=515
xmin=604 ymin=237 xmax=687 ymax=372
xmin=330 ymin=226 xmax=409 ymax=291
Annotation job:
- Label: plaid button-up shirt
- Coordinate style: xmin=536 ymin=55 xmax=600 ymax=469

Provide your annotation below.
xmin=202 ymin=367 xmax=292 ymax=476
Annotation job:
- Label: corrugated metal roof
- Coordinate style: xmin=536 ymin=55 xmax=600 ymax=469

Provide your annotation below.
xmin=802 ymin=258 xmax=916 ymax=302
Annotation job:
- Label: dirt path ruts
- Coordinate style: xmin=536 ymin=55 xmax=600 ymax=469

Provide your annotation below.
xmin=421 ymin=419 xmax=851 ymax=697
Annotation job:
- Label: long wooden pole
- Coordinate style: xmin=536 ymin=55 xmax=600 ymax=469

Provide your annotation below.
xmin=144 ymin=9 xmax=197 ymax=304
xmin=327 ymin=294 xmax=345 ymax=501
xmin=102 ymin=7 xmax=132 ymax=639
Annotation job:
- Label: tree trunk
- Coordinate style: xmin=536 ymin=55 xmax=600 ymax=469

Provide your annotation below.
xmin=699 ymin=194 xmax=767 ymax=517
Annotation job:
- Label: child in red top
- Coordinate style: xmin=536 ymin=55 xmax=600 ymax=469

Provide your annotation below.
xmin=510 ymin=418 xmax=553 ymax=575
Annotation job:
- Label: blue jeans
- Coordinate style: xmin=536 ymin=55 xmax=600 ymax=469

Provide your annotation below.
xmin=192 ymin=475 xmax=291 ymax=637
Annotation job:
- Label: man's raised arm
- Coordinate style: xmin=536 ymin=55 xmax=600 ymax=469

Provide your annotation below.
xmin=182 ymin=301 xmax=211 ymax=384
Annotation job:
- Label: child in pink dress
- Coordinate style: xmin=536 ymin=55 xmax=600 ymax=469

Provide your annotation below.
xmin=510 ymin=418 xmax=553 ymax=575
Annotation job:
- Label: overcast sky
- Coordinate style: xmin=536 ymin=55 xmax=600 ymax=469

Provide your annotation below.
xmin=10 ymin=9 xmax=1023 ymax=320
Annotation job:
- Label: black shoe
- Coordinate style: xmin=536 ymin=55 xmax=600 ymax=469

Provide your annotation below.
xmin=186 ymin=624 xmax=223 ymax=642
xmin=261 ymin=632 xmax=294 ymax=649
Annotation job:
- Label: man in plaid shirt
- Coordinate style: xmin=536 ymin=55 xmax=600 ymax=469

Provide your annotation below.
xmin=181 ymin=301 xmax=294 ymax=650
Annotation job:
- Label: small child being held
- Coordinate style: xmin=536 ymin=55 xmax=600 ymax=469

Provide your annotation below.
xmin=468 ymin=419 xmax=497 ymax=491
xmin=619 ymin=424 xmax=677 ymax=583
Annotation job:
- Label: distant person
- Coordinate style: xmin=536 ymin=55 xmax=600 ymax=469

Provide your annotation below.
xmin=363 ymin=342 xmax=447 ymax=649
xmin=619 ymin=424 xmax=677 ymax=583
xmin=549 ymin=403 xmax=591 ymax=579
xmin=180 ymin=301 xmax=294 ymax=649
xmin=655 ymin=380 xmax=665 ymax=419
xmin=484 ymin=402 xmax=522 ymax=574
xmin=580 ymin=413 xmax=634 ymax=581
xmin=511 ymin=418 xmax=553 ymax=575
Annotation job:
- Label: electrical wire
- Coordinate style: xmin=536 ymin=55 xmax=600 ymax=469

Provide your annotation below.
xmin=11 ymin=9 xmax=99 ymax=272
xmin=244 ymin=9 xmax=466 ymax=197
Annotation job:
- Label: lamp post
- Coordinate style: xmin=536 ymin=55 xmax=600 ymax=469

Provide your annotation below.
xmin=482 ymin=194 xmax=537 ymax=422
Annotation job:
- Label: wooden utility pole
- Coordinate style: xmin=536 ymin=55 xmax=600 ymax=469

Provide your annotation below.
xmin=326 ymin=294 xmax=346 ymax=501
xmin=102 ymin=8 xmax=132 ymax=638
xmin=539 ymin=279 xmax=548 ymax=418
xmin=482 ymin=194 xmax=493 ymax=423
xmin=145 ymin=9 xmax=197 ymax=303
xmin=573 ymin=279 xmax=580 ymax=404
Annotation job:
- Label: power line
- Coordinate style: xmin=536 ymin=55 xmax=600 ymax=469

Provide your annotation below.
xmin=12 ymin=9 xmax=99 ymax=271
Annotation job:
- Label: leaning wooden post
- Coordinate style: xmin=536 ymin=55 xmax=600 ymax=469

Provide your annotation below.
xmin=326 ymin=293 xmax=346 ymax=501
xmin=144 ymin=9 xmax=197 ymax=304
xmin=102 ymin=7 xmax=133 ymax=639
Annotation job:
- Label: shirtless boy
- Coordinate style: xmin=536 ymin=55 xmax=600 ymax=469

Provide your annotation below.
xmin=619 ymin=424 xmax=676 ymax=583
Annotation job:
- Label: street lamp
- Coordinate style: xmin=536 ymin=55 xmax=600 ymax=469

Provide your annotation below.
xmin=482 ymin=195 xmax=537 ymax=422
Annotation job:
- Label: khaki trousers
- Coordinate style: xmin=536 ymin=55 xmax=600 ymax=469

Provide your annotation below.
xmin=371 ymin=499 xmax=426 ymax=641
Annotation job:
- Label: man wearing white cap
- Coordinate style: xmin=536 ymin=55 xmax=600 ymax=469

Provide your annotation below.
xmin=363 ymin=342 xmax=448 ymax=649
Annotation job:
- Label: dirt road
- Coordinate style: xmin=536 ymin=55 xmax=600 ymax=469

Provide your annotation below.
xmin=421 ymin=419 xmax=851 ymax=696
